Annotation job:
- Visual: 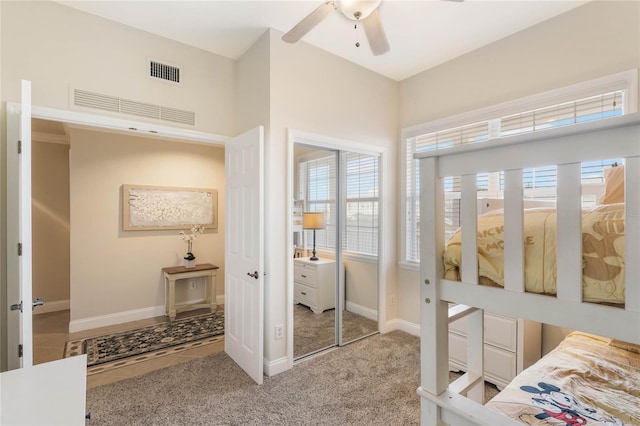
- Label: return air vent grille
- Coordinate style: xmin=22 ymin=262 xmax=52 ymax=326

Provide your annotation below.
xmin=73 ymin=89 xmax=195 ymax=126
xmin=74 ymin=90 xmax=120 ymax=113
xmin=161 ymin=107 xmax=196 ymax=125
xmin=149 ymin=60 xmax=181 ymax=84
xmin=120 ymin=99 xmax=160 ymax=119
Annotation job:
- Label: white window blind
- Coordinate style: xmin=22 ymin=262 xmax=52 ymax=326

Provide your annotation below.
xmin=344 ymin=153 xmax=379 ymax=255
xmin=300 ymin=152 xmax=380 ymax=256
xmin=404 ymin=89 xmax=626 ymax=263
xmin=303 ymin=155 xmax=337 ymax=250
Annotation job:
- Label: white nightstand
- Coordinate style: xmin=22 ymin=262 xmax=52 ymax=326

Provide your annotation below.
xmin=294 ymin=257 xmax=335 ymax=314
xmin=448 ymin=308 xmax=542 ymax=389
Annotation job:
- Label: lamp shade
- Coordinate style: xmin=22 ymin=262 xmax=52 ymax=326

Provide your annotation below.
xmin=302 ymin=212 xmax=326 ymax=230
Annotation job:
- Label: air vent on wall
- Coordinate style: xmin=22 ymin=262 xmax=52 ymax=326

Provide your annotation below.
xmin=148 ymin=59 xmax=181 ymax=84
xmin=73 ymin=89 xmax=195 ymax=126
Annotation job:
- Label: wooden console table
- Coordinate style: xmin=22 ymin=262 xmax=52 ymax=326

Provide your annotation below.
xmin=162 ymin=263 xmax=219 ymax=321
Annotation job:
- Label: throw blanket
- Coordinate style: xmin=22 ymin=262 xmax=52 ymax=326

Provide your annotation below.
xmin=443 ymin=203 xmax=625 ymax=304
xmin=486 ymin=332 xmax=640 ymax=425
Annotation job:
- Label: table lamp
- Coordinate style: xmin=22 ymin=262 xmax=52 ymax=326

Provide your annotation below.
xmin=302 ymin=212 xmax=326 ymax=261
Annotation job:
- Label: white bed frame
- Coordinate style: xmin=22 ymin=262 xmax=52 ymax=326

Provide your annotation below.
xmin=415 ymin=113 xmax=640 ymax=425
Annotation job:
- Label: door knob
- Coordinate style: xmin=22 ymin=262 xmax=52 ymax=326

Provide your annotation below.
xmin=247 ymin=271 xmax=259 ymax=279
xmin=10 ymin=301 xmax=22 ymax=312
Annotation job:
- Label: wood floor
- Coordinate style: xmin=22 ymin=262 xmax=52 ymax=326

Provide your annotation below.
xmin=33 ymin=309 xmax=224 ymax=389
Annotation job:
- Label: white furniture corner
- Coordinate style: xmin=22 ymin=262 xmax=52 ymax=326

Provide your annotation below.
xmin=0 ymin=355 xmax=87 ymax=425
xmin=294 ymin=257 xmax=335 ymax=314
xmin=448 ymin=307 xmax=542 ymax=389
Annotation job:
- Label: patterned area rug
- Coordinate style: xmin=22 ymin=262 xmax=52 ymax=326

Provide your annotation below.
xmin=64 ymin=311 xmax=224 ymax=375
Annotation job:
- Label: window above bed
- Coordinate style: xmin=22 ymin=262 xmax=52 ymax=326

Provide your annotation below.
xmin=401 ymin=70 xmax=638 ymax=264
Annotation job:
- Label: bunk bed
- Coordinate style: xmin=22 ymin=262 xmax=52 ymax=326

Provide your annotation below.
xmin=415 ymin=113 xmax=640 ymax=425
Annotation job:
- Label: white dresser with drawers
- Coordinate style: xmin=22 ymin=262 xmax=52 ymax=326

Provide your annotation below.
xmin=448 ymin=307 xmax=542 ymax=389
xmin=294 ymin=257 xmax=335 ymax=314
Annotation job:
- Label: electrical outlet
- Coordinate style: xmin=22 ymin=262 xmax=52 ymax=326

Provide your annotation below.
xmin=390 ymin=294 xmax=395 ymax=305
xmin=190 ymin=280 xmax=197 ymax=289
xmin=275 ymin=324 xmax=283 ymax=340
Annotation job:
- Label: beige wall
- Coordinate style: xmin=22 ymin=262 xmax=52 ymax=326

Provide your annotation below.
xmin=1 ymin=0 xmax=236 ymax=136
xmin=237 ymin=30 xmax=398 ymax=365
xmin=262 ymin=29 xmax=398 ymax=363
xmin=343 ymin=258 xmax=377 ymax=313
xmin=0 ymin=0 xmax=234 ymax=343
xmin=68 ymin=128 xmax=224 ymax=326
xmin=399 ymin=1 xmax=640 ymax=128
xmin=32 ymin=141 xmax=70 ymax=306
xmin=397 ymin=0 xmax=640 ymax=352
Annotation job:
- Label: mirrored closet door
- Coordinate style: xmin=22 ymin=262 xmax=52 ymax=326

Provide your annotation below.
xmin=338 ymin=151 xmax=379 ymax=346
xmin=293 ymin=143 xmax=379 ymax=360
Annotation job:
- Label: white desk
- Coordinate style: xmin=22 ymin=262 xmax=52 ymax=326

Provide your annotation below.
xmin=0 ymin=355 xmax=87 ymax=425
xmin=162 ymin=263 xmax=218 ymax=320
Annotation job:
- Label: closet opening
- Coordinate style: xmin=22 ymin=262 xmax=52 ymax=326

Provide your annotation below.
xmin=290 ymin=138 xmax=381 ymax=362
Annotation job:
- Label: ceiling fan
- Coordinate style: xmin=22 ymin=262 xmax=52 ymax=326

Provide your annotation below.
xmin=282 ymin=0 xmax=463 ymax=57
xmin=282 ymin=0 xmax=390 ymax=56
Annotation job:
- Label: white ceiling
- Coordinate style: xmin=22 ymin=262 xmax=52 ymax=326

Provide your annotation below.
xmin=56 ymin=0 xmax=588 ymax=81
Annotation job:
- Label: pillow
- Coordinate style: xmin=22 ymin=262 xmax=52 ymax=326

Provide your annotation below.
xmin=599 ymin=165 xmax=624 ymax=204
xmin=609 ymin=338 xmax=640 ymax=354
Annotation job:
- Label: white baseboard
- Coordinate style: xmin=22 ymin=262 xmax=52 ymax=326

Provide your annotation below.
xmin=385 ymin=318 xmax=420 ymax=336
xmin=69 ymin=305 xmax=166 ymax=333
xmin=68 ymin=297 xmax=225 ymax=333
xmin=345 ymin=301 xmax=378 ymax=321
xmin=263 ymin=356 xmax=289 ymax=377
xmin=33 ymin=299 xmax=70 ymax=315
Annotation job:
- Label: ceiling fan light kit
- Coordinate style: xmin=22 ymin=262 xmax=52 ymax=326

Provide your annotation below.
xmin=282 ymin=0 xmax=389 ymax=56
xmin=335 ymin=0 xmax=382 ymax=20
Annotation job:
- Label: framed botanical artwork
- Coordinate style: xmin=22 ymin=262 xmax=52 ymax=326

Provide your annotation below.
xmin=122 ymin=184 xmax=218 ymax=231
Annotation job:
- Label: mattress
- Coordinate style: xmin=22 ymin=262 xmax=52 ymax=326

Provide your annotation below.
xmin=486 ymin=332 xmax=640 ymax=425
xmin=442 ymin=203 xmax=625 ymax=304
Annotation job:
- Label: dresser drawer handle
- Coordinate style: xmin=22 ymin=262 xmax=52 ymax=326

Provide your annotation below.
xmin=301 ymin=292 xmax=307 ymax=295
xmin=301 ymin=274 xmax=307 ymax=278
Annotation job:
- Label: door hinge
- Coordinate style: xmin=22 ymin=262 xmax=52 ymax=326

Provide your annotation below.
xmin=18 ymin=140 xmax=22 ymax=154
xmin=18 ymin=344 xmax=23 ymax=358
xmin=18 ymin=243 xmax=22 ymax=256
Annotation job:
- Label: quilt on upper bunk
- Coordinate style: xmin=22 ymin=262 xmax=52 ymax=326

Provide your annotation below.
xmin=442 ymin=203 xmax=625 ymax=304
xmin=486 ymin=332 xmax=640 ymax=425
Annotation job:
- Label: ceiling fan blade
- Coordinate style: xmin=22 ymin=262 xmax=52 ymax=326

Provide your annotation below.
xmin=361 ymin=9 xmax=389 ymax=56
xmin=282 ymin=2 xmax=336 ymax=43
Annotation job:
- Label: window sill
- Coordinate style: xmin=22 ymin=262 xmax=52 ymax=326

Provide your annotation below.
xmin=399 ymin=261 xmax=420 ymax=272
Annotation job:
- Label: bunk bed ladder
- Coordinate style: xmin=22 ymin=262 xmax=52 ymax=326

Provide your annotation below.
xmin=417 ymin=158 xmax=517 ymax=425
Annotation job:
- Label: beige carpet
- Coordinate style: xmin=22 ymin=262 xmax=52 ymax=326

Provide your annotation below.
xmin=86 ymin=330 xmax=499 ymax=425
xmin=294 ymin=304 xmax=378 ymax=358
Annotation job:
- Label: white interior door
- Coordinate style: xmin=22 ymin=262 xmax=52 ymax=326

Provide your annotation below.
xmin=224 ymin=126 xmax=264 ymax=384
xmin=6 ymin=81 xmax=34 ymax=370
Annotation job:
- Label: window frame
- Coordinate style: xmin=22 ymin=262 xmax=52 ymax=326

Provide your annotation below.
xmin=400 ymin=69 xmax=638 ymax=268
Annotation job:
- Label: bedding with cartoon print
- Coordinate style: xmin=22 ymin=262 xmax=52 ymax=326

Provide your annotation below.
xmin=442 ymin=203 xmax=625 ymax=304
xmin=486 ymin=332 xmax=640 ymax=425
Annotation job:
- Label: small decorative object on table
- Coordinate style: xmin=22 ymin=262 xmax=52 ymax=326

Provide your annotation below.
xmin=179 ymin=225 xmax=205 ymax=268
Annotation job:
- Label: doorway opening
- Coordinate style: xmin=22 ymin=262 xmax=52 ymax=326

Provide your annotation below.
xmin=29 ymin=118 xmax=226 ymax=383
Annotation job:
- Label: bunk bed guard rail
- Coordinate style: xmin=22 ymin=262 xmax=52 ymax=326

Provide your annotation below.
xmin=414 ymin=113 xmax=640 ymax=426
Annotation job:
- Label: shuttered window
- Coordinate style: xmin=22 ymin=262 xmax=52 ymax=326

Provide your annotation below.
xmin=344 ymin=153 xmax=379 ymax=255
xmin=404 ymin=88 xmax=627 ymax=263
xmin=303 ymin=155 xmax=337 ymax=251
xmin=301 ymin=152 xmax=380 ymax=256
